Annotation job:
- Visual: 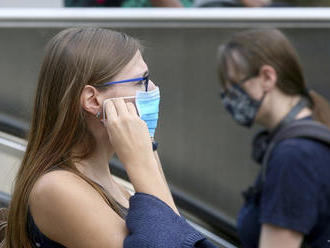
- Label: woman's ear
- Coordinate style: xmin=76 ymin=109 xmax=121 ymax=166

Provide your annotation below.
xmin=80 ymin=85 xmax=103 ymax=116
xmin=259 ymin=65 xmax=277 ymax=93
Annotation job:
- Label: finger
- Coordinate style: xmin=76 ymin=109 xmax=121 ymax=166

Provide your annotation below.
xmin=105 ymin=100 xmax=118 ymax=122
xmin=113 ymin=98 xmax=129 ymax=116
xmin=127 ymin=102 xmax=138 ymax=116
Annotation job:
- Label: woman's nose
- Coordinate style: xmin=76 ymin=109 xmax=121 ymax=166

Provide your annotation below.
xmin=148 ymin=80 xmax=157 ymax=91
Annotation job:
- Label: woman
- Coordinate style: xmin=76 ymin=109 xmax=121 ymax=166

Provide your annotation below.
xmin=3 ymin=27 xmax=204 ymax=248
xmin=217 ymin=29 xmax=330 ymax=247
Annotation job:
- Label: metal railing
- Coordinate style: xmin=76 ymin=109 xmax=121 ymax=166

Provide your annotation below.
xmin=1 ymin=8 xmax=330 ymax=28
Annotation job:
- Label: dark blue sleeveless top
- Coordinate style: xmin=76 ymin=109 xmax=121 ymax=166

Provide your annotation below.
xmin=27 ymin=209 xmax=65 ymax=248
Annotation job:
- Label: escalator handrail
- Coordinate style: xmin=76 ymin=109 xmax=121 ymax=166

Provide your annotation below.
xmin=0 ymin=191 xmax=10 ymax=208
xmin=0 ymin=113 xmax=28 ymax=139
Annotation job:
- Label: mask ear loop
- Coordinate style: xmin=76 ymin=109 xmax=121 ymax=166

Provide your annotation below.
xmin=249 ymin=90 xmax=267 ymax=125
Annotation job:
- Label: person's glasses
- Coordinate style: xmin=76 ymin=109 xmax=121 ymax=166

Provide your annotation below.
xmin=220 ymin=73 xmax=258 ymax=95
xmin=95 ymin=74 xmax=149 ymax=92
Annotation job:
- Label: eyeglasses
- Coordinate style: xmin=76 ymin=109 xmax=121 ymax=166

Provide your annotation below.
xmin=220 ymin=73 xmax=258 ymax=95
xmin=95 ymin=74 xmax=149 ymax=92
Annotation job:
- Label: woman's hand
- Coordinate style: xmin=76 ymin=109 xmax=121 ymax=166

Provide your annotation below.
xmin=104 ymin=98 xmax=178 ymax=213
xmin=104 ymin=98 xmax=154 ymax=168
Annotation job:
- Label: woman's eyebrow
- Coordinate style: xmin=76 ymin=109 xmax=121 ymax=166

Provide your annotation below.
xmin=131 ymin=70 xmax=148 ymax=79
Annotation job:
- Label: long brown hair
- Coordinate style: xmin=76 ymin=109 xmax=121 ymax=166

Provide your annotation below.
xmin=217 ymin=28 xmax=330 ymax=128
xmin=5 ymin=27 xmax=140 ymax=248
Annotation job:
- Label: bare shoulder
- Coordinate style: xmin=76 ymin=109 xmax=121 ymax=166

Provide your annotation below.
xmin=29 ymin=170 xmax=127 ymax=248
xmin=30 ymin=170 xmax=89 ymax=205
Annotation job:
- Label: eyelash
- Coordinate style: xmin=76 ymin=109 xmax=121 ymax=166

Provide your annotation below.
xmin=136 ymin=80 xmax=145 ymax=85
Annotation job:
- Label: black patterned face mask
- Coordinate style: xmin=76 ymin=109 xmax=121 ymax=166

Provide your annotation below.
xmin=220 ymin=83 xmax=263 ymax=128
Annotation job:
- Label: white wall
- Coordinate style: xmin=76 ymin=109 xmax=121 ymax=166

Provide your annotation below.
xmin=0 ymin=0 xmax=63 ymax=8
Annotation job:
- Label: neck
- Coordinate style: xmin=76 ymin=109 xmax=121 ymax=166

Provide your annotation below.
xmin=73 ymin=131 xmax=115 ymax=186
xmin=257 ymin=91 xmax=312 ymax=131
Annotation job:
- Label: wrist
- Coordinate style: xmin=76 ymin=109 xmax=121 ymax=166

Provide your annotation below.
xmin=124 ymin=153 xmax=157 ymax=169
xmin=124 ymin=155 xmax=159 ymax=184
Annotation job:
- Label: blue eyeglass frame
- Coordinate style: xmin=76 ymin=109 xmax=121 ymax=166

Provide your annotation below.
xmin=96 ymin=75 xmax=149 ymax=92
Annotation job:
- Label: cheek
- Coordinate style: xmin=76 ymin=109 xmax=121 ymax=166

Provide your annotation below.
xmin=104 ymin=85 xmax=137 ymax=98
xmin=242 ymin=82 xmax=264 ymax=100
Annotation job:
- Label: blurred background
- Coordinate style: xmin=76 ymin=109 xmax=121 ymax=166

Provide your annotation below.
xmin=1 ymin=0 xmax=62 ymax=8
xmin=3 ymin=0 xmax=330 ymax=7
xmin=0 ymin=0 xmax=330 ymax=246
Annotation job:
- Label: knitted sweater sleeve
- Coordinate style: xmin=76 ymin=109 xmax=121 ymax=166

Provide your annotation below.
xmin=124 ymin=193 xmax=217 ymax=248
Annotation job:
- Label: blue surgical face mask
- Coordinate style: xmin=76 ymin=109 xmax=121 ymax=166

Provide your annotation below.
xmin=103 ymin=87 xmax=160 ymax=137
xmin=135 ymin=87 xmax=160 ymax=138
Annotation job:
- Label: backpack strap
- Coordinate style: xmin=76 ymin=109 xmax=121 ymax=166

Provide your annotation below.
xmin=261 ymin=120 xmax=330 ymax=182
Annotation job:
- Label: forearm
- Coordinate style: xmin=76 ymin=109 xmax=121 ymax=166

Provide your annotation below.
xmin=124 ymin=155 xmax=179 ymax=215
xmin=103 ymin=99 xmax=179 ymax=215
xmin=153 ymin=150 xmax=179 ymax=213
xmin=259 ymin=224 xmax=303 ymax=248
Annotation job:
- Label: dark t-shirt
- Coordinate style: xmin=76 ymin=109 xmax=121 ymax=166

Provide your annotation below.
xmin=237 ymin=135 xmax=330 ymax=248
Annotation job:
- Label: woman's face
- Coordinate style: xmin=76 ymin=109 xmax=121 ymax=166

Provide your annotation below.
xmin=102 ymin=50 xmax=156 ymax=100
xmin=219 ymin=63 xmax=269 ymax=127
xmin=224 ymin=62 xmax=264 ymax=102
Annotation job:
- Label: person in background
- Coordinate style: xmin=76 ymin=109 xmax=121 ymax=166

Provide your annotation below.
xmin=194 ymin=0 xmax=330 ymax=7
xmin=276 ymin=0 xmax=330 ymax=7
xmin=65 ymin=0 xmax=193 ymax=8
xmin=194 ymin=0 xmax=269 ymax=7
xmin=217 ymin=29 xmax=330 ymax=248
